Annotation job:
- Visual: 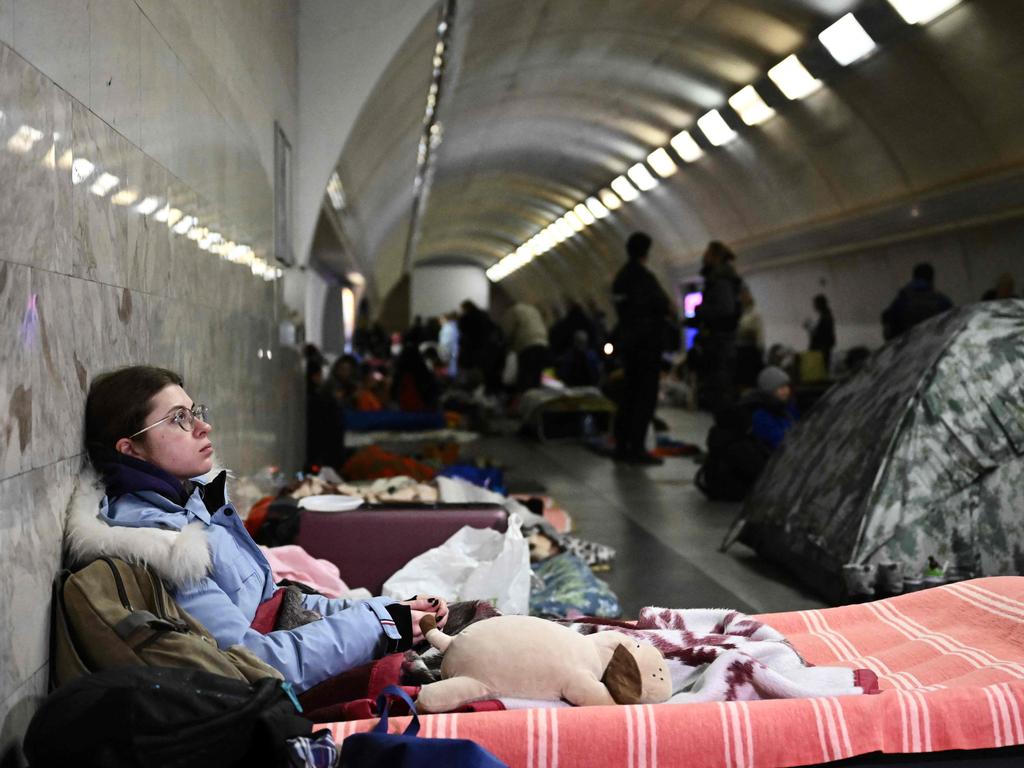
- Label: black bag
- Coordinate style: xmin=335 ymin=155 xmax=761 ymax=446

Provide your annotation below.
xmin=23 ymin=666 xmax=311 ymax=768
xmin=339 ymin=685 xmax=507 ymax=767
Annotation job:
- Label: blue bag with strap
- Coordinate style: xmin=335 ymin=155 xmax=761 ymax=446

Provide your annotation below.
xmin=338 ymin=685 xmax=507 ymax=768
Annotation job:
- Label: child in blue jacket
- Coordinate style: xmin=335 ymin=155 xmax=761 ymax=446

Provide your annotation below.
xmin=750 ymin=366 xmax=799 ymax=450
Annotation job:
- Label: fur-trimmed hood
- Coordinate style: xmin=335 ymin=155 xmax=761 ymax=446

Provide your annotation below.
xmin=65 ymin=466 xmax=213 ymax=588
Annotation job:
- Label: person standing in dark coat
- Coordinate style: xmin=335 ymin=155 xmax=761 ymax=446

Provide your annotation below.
xmin=808 ymin=294 xmax=836 ymax=372
xmin=458 ymin=300 xmax=504 ymax=393
xmin=694 ymin=241 xmax=743 ymax=412
xmin=611 ymin=232 xmax=671 ymax=465
xmin=881 ymin=262 xmax=953 ymax=340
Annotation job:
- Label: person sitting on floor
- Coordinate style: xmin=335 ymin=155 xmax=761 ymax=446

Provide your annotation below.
xmin=695 ymin=366 xmax=798 ymax=501
xmin=354 ymin=365 xmax=388 ymax=411
xmin=557 ymin=330 xmax=601 ymax=387
xmin=750 ymin=366 xmax=800 ymax=450
xmin=390 ymin=341 xmax=441 ymax=411
xmin=74 ymin=365 xmax=449 ymax=693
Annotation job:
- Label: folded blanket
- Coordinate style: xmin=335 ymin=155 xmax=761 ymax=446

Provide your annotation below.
xmin=261 ymin=544 xmax=364 ymax=600
xmin=566 ymin=608 xmax=877 ymax=704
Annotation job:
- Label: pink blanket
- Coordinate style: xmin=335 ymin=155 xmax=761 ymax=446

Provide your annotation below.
xmin=260 ymin=544 xmax=350 ymax=598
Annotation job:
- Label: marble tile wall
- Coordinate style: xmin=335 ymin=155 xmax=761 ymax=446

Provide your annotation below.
xmin=0 ymin=7 xmax=302 ymax=759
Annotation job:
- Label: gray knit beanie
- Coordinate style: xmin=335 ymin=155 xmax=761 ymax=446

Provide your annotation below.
xmin=757 ymin=366 xmax=790 ymax=393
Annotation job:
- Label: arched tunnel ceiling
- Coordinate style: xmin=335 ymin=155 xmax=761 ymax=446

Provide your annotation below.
xmin=326 ymin=0 xmax=1024 ymax=309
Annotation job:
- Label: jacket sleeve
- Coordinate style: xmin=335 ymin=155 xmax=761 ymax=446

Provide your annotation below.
xmin=300 ymin=592 xmax=355 ymax=615
xmin=751 ymin=409 xmax=787 ymax=450
xmin=174 ymin=577 xmax=402 ymax=693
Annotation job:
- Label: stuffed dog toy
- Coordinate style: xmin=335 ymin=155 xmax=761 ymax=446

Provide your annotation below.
xmin=416 ymin=614 xmax=672 ymax=712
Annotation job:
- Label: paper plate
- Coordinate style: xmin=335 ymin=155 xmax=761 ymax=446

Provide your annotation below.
xmin=297 ymin=494 xmax=364 ymax=512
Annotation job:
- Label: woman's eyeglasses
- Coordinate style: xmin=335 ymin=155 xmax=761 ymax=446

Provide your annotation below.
xmin=128 ymin=404 xmax=210 ymax=440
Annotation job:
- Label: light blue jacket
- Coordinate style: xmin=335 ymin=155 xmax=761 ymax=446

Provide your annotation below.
xmin=99 ymin=471 xmax=403 ymax=693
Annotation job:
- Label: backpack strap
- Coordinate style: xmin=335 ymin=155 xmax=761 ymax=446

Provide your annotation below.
xmin=113 ymin=610 xmax=188 ymax=639
xmin=372 ymin=684 xmax=420 ymax=737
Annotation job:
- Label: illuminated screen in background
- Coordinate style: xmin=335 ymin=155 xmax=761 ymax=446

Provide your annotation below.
xmin=683 ymin=291 xmax=702 ymax=350
xmin=683 ymin=292 xmax=703 ymax=318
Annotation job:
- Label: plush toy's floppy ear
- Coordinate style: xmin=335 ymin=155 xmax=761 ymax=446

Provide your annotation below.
xmin=602 ymin=644 xmax=643 ymax=704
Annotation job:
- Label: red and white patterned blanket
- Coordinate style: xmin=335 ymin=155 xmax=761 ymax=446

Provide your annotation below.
xmin=562 ymin=607 xmax=877 ymax=704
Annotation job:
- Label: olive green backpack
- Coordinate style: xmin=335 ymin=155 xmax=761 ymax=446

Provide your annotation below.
xmin=51 ymin=556 xmax=281 ymax=689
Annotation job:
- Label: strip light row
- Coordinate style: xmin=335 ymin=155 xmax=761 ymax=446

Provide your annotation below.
xmin=0 ymin=116 xmax=282 ymax=281
xmin=487 ymin=0 xmax=961 ymax=282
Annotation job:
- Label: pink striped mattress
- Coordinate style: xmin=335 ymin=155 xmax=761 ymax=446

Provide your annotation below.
xmin=326 ymin=577 xmax=1024 ymax=767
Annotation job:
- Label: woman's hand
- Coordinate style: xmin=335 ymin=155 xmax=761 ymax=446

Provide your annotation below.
xmin=401 ymin=595 xmax=449 ymax=643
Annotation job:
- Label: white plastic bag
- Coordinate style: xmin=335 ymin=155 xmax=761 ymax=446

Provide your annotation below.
xmin=381 ymin=514 xmax=530 ymax=615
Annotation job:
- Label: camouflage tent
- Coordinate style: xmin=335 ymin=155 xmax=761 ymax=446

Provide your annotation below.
xmin=733 ymin=300 xmax=1024 ymax=602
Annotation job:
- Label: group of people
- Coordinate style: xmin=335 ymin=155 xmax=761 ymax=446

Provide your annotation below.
xmin=607 ymin=230 xmax=1020 ymax=482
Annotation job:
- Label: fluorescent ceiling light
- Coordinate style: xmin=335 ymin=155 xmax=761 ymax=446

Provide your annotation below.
xmin=200 ymin=231 xmax=223 ymax=251
xmin=669 ymin=130 xmax=704 ymax=162
xmin=768 ymin=55 xmax=822 ymax=100
xmin=610 ymin=175 xmax=639 ymax=202
xmin=647 ymin=147 xmax=677 ymax=178
xmin=599 ymin=188 xmax=622 ymax=211
xmin=229 ymin=243 xmax=253 ymax=263
xmin=728 ymin=85 xmax=776 ymax=126
xmin=89 ymin=172 xmax=120 ymax=197
xmin=627 ymin=163 xmax=658 ymax=191
xmin=135 ymin=196 xmax=160 ymax=215
xmin=819 ymin=13 xmax=877 ymax=66
xmin=697 ymin=110 xmax=737 ymax=146
xmin=486 ymin=260 xmax=508 ymax=282
xmin=564 ymin=210 xmax=585 ymax=232
xmin=7 ymin=125 xmax=43 ymax=154
xmin=163 ymin=208 xmax=183 ymax=227
xmin=555 ymin=218 xmax=575 ymax=239
xmin=585 ymin=196 xmax=610 ymax=219
xmin=886 ymin=0 xmax=961 ymax=24
xmin=573 ymin=203 xmax=596 ymax=225
xmin=71 ymin=158 xmax=95 ymax=185
xmin=172 ymin=215 xmax=196 ymax=235
xmin=110 ymin=189 xmax=139 ymax=207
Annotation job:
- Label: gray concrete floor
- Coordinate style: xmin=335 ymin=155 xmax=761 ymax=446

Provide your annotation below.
xmin=464 ymin=406 xmax=826 ymax=618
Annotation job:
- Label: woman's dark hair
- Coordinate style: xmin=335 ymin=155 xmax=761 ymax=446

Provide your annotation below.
xmin=85 ymin=366 xmax=183 ymax=467
xmin=705 ymin=240 xmax=736 ymax=263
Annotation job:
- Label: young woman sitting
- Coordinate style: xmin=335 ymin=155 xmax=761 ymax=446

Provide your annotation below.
xmin=71 ymin=365 xmax=448 ymax=693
